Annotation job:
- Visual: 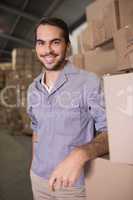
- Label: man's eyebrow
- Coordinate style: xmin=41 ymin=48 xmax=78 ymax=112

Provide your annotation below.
xmin=36 ymin=39 xmax=45 ymax=42
xmin=51 ymin=38 xmax=62 ymax=41
xmin=36 ymin=38 xmax=63 ymax=43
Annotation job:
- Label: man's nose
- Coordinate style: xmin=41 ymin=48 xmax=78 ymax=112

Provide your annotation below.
xmin=44 ymin=43 xmax=53 ymax=54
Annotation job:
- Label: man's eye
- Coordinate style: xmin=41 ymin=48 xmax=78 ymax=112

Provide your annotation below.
xmin=53 ymin=40 xmax=61 ymax=45
xmin=36 ymin=41 xmax=44 ymax=46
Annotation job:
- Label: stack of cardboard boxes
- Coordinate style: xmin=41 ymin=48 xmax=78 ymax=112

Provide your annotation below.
xmin=0 ymin=69 xmax=6 ymax=127
xmin=114 ymin=25 xmax=133 ymax=70
xmin=10 ymin=48 xmax=42 ymax=134
xmin=71 ymin=0 xmax=118 ymax=74
xmin=0 ymin=64 xmax=13 ymax=128
xmin=72 ymin=0 xmax=133 ymax=75
xmin=0 ymin=69 xmax=5 ymax=90
xmin=71 ymin=0 xmax=133 ymax=199
xmin=0 ymin=48 xmax=42 ymax=135
xmin=12 ymin=48 xmax=42 ymax=76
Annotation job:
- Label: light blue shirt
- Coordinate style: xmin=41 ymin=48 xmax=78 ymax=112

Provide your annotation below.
xmin=27 ymin=61 xmax=107 ymax=187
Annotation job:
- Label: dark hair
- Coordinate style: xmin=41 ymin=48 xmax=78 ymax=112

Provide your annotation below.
xmin=34 ymin=17 xmax=70 ymax=44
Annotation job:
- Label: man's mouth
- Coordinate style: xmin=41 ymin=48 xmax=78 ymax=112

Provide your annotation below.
xmin=45 ymin=56 xmax=55 ymax=64
xmin=41 ymin=54 xmax=57 ymax=64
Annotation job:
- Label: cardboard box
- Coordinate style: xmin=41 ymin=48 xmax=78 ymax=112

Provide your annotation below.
xmin=0 ymin=70 xmax=5 ymax=89
xmin=85 ymin=0 xmax=133 ymax=49
xmin=0 ymin=63 xmax=12 ymax=70
xmin=0 ymin=48 xmax=42 ymax=133
xmin=85 ymin=157 xmax=133 ymax=200
xmin=113 ymin=26 xmax=133 ymax=70
xmin=84 ymin=44 xmax=117 ymax=76
xmin=83 ymin=0 xmax=118 ymax=50
xmin=86 ymin=0 xmax=114 ymax=21
xmin=103 ymin=0 xmax=119 ymax=37
xmin=0 ymin=105 xmax=9 ymax=126
xmin=78 ymin=20 xmax=106 ymax=52
xmin=104 ymin=72 xmax=133 ymax=164
xmin=70 ymin=54 xmax=84 ymax=69
xmin=12 ymin=48 xmax=33 ymax=70
xmin=12 ymin=48 xmax=42 ymax=74
xmin=86 ymin=0 xmax=133 ymax=29
xmin=118 ymin=0 xmax=133 ymax=28
xmin=5 ymin=69 xmax=34 ymax=86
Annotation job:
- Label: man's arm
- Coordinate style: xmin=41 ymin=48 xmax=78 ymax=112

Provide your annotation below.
xmin=48 ymin=131 xmax=109 ymax=190
xmin=30 ymin=132 xmax=38 ymax=170
xmin=49 ymin=76 xmax=108 ymax=190
xmin=76 ymin=131 xmax=109 ymax=163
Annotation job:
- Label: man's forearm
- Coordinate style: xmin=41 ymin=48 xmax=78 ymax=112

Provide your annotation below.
xmin=30 ymin=132 xmax=38 ymax=170
xmin=76 ymin=132 xmax=109 ymax=164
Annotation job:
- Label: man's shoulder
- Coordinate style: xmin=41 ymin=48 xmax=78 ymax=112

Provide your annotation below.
xmin=27 ymin=81 xmax=35 ymax=93
xmin=67 ymin=61 xmax=99 ymax=80
xmin=66 ymin=62 xmax=100 ymax=91
xmin=79 ymin=68 xmax=99 ymax=81
xmin=70 ymin=63 xmax=100 ymax=86
xmin=27 ymin=73 xmax=42 ymax=93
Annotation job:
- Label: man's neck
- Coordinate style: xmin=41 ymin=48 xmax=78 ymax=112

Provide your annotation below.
xmin=43 ymin=61 xmax=66 ymax=88
xmin=44 ymin=70 xmax=61 ymax=88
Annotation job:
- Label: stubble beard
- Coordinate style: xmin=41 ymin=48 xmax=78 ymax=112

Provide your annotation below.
xmin=38 ymin=53 xmax=66 ymax=72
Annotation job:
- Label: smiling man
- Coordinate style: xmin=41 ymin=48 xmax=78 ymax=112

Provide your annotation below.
xmin=27 ymin=17 xmax=108 ymax=200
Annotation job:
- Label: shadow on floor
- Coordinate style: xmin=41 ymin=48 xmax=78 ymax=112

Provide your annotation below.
xmin=0 ymin=129 xmax=33 ymax=200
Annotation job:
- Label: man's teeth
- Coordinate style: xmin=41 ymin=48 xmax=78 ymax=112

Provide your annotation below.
xmin=45 ymin=56 xmax=55 ymax=63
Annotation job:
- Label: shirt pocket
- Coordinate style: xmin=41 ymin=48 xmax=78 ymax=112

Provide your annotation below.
xmin=53 ymin=105 xmax=81 ymax=138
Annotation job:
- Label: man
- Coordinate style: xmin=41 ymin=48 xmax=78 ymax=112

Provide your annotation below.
xmin=27 ymin=17 xmax=108 ymax=200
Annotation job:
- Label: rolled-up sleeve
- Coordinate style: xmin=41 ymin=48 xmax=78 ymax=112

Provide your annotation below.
xmin=87 ymin=77 xmax=107 ymax=133
xmin=27 ymin=86 xmax=38 ymax=133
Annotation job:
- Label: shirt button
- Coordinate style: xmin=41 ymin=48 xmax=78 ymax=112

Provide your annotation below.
xmin=48 ymin=99 xmax=52 ymax=105
xmin=49 ymin=101 xmax=52 ymax=105
xmin=89 ymin=106 xmax=91 ymax=110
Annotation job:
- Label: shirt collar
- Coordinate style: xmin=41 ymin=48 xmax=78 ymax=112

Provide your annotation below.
xmin=34 ymin=60 xmax=80 ymax=84
xmin=41 ymin=72 xmax=53 ymax=93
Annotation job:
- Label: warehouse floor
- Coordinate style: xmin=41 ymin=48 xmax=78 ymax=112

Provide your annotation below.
xmin=0 ymin=129 xmax=33 ymax=200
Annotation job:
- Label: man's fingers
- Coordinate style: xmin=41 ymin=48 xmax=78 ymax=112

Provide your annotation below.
xmin=62 ymin=178 xmax=69 ymax=188
xmin=67 ymin=179 xmax=74 ymax=187
xmin=48 ymin=176 xmax=57 ymax=191
xmin=54 ymin=178 xmax=63 ymax=190
xmin=49 ymin=176 xmax=72 ymax=190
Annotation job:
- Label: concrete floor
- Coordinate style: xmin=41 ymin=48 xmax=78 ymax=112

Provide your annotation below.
xmin=0 ymin=129 xmax=33 ymax=200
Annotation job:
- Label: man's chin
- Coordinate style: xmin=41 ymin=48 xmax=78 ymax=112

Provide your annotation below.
xmin=43 ymin=64 xmax=57 ymax=71
xmin=43 ymin=62 xmax=65 ymax=71
xmin=37 ymin=57 xmax=66 ymax=71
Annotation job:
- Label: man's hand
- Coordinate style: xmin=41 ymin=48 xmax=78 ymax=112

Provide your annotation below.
xmin=48 ymin=132 xmax=109 ymax=191
xmin=48 ymin=147 xmax=87 ymax=191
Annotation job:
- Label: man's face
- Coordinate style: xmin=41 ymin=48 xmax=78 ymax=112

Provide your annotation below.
xmin=35 ymin=24 xmax=69 ymax=71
